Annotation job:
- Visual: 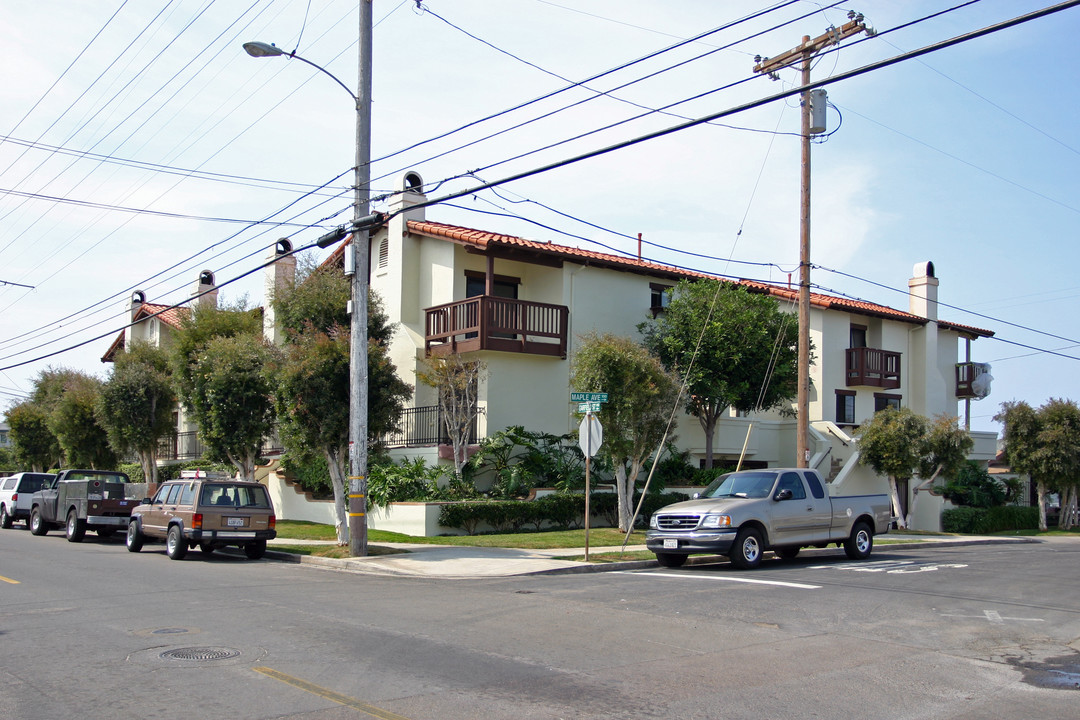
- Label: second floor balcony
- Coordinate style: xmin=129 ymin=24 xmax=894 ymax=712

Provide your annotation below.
xmin=846 ymin=347 xmax=901 ymax=389
xmin=425 ymin=295 xmax=568 ymax=358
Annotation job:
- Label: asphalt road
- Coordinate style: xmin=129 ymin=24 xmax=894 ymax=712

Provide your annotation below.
xmin=2 ymin=526 xmax=1079 ymax=719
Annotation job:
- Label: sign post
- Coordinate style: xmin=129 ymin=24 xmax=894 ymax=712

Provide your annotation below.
xmin=573 ymin=392 xmax=606 ymax=561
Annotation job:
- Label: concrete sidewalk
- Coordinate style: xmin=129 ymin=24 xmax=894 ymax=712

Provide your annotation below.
xmin=263 ymin=535 xmax=1043 ymax=580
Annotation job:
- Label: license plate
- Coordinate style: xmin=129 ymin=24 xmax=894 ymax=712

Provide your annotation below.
xmin=663 ymin=539 xmax=678 ymax=549
xmin=227 ymin=517 xmax=246 ymax=527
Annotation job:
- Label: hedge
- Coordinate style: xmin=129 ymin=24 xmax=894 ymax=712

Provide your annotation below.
xmin=438 ymin=492 xmax=689 ymax=535
xmin=942 ymin=505 xmax=1039 ymax=534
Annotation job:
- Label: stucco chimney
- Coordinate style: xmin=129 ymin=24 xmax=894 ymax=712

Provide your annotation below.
xmin=388 ymin=170 xmax=426 ymax=221
xmin=130 ymin=290 xmax=145 ymax=322
xmin=908 ymin=261 xmax=938 ymax=322
xmin=263 ymin=238 xmax=296 ymax=345
xmin=192 ymin=270 xmax=218 ymax=309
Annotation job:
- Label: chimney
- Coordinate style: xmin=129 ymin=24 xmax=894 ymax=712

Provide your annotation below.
xmin=263 ymin=238 xmax=296 ymax=345
xmin=388 ymin=170 xmax=426 ymax=221
xmin=192 ymin=270 xmax=218 ymax=309
xmin=130 ymin=290 xmax=146 ymax=322
xmin=908 ymin=261 xmax=938 ymax=322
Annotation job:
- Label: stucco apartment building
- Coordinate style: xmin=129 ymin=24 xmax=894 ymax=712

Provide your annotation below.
xmin=365 ymin=172 xmax=996 ymax=530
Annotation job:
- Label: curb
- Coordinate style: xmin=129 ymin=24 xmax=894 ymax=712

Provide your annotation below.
xmin=254 ymin=535 xmax=1039 ymax=578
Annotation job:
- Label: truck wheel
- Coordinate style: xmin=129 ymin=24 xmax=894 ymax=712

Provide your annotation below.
xmin=126 ymin=521 xmax=144 ymax=552
xmin=730 ymin=527 xmax=763 ymax=569
xmin=775 ymin=547 xmax=800 ymax=560
xmin=66 ymin=509 xmax=86 ymax=542
xmin=30 ymin=507 xmax=48 ymax=536
xmin=0 ymin=504 xmax=12 ymax=529
xmin=844 ymin=521 xmax=873 ymax=560
xmin=655 ymin=552 xmax=687 ymax=568
xmin=243 ymin=540 xmax=267 ymax=560
xmin=166 ymin=525 xmax=188 ymax=560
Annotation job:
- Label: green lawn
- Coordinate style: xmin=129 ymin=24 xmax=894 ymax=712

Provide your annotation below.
xmin=275 ymin=520 xmax=646 ymax=549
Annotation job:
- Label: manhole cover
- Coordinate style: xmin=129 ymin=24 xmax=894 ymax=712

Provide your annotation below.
xmin=159 ymin=647 xmax=241 ymax=662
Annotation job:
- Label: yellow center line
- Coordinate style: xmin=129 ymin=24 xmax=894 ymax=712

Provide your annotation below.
xmin=0 ymin=575 xmax=20 ymax=584
xmin=253 ymin=667 xmax=411 ymax=720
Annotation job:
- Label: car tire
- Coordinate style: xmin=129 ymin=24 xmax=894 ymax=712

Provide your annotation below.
xmin=66 ymin=509 xmax=86 ymax=543
xmin=166 ymin=525 xmax=188 ymax=560
xmin=844 ymin=521 xmax=873 ymax=560
xmin=0 ymin=504 xmax=12 ymax=529
xmin=30 ymin=507 xmax=48 ymax=536
xmin=775 ymin=547 xmax=800 ymax=560
xmin=243 ymin=539 xmax=267 ymax=560
xmin=126 ymin=521 xmax=144 ymax=553
xmin=200 ymin=543 xmax=215 ymax=556
xmin=730 ymin=527 xmax=763 ymax=569
xmin=655 ymin=552 xmax=687 ymax=568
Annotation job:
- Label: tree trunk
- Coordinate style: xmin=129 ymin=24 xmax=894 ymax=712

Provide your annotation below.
xmin=138 ymin=448 xmax=158 ymax=494
xmin=698 ymin=411 xmax=718 ymax=470
xmin=1036 ymin=478 xmax=1047 ymax=532
xmin=905 ymin=465 xmax=943 ymax=529
xmin=325 ymin=446 xmax=349 ymax=545
xmin=1059 ymin=485 xmax=1077 ymax=530
xmin=888 ymin=476 xmax=907 ymax=530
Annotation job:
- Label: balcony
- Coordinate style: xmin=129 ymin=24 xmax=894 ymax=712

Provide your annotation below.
xmin=845 ymin=347 xmax=901 ymax=389
xmin=381 ymin=405 xmax=485 ymax=448
xmin=156 ymin=431 xmax=283 ymax=462
xmin=955 ymin=362 xmax=990 ymax=399
xmin=425 ymin=295 xmax=568 ymax=358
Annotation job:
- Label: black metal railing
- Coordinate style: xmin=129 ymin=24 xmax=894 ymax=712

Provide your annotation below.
xmin=381 ymin=405 xmax=485 ymax=449
xmin=156 ymin=431 xmax=283 ymax=461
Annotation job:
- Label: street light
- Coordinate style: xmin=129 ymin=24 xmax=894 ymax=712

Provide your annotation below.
xmin=243 ymin=2 xmax=373 ymax=557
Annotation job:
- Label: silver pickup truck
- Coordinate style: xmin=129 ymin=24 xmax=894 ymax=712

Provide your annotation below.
xmin=646 ymin=468 xmax=891 ymax=569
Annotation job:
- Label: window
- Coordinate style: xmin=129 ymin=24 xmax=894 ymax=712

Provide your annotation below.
xmin=874 ymin=394 xmax=901 ymax=412
xmin=850 ymin=324 xmax=867 ymax=349
xmin=777 ymin=472 xmax=806 ymax=500
xmin=164 ymin=484 xmax=183 ymax=504
xmin=180 ymin=483 xmax=197 ymax=505
xmin=464 ymin=271 xmax=518 ymax=299
xmin=803 ymin=471 xmax=825 ymax=499
xmin=836 ymin=390 xmax=856 ymax=425
xmin=650 ymin=283 xmax=673 ymax=316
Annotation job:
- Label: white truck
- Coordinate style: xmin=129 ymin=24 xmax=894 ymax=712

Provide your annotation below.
xmin=0 ymin=472 xmax=57 ymax=528
xmin=646 ymin=468 xmax=892 ymax=569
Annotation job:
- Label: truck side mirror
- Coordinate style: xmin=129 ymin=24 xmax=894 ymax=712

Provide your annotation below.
xmin=774 ymin=488 xmax=793 ymax=501
xmin=692 ymin=492 xmax=700 ymax=499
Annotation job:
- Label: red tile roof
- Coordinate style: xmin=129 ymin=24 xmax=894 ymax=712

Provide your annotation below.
xmin=405 ymin=220 xmax=993 ymax=338
xmin=100 ymin=302 xmax=191 ymax=362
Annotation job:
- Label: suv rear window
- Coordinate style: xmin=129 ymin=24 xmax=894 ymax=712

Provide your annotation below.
xmin=200 ymin=484 xmax=270 ymax=509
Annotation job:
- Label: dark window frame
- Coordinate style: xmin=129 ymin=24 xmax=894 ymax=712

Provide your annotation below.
xmin=835 ymin=390 xmax=856 ymax=425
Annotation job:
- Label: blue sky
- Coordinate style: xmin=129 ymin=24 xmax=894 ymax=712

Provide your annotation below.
xmin=1 ymin=0 xmax=1077 ymax=436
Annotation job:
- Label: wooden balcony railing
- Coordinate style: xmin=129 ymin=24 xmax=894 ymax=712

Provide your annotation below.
xmin=425 ymin=295 xmax=568 ymax=358
xmin=955 ymin=362 xmax=990 ymax=399
xmin=845 ymin=347 xmax=901 ymax=389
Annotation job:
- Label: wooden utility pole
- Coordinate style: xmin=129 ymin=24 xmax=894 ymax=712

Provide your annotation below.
xmin=753 ymin=14 xmax=869 ymax=468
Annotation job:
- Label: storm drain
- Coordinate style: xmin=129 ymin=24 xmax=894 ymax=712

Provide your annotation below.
xmin=160 ymin=646 xmax=242 ymax=662
xmin=151 ymin=628 xmax=190 ymax=635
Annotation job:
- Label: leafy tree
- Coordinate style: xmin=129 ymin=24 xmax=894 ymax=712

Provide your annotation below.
xmin=46 ymin=372 xmax=116 ymax=469
xmin=271 ymin=264 xmax=412 ymax=544
xmin=6 ymin=401 xmax=60 ymax=471
xmin=906 ymin=413 xmax=973 ymax=527
xmin=172 ymin=299 xmax=262 ymax=411
xmin=0 ymin=445 xmax=15 ymax=471
xmin=570 ymin=332 xmax=679 ymax=531
xmin=857 ymin=407 xmax=928 ymax=530
xmin=417 ymin=354 xmax=486 ymax=479
xmin=187 ymin=334 xmax=275 ymax=481
xmin=96 ymin=342 xmax=175 ymax=486
xmin=994 ymin=399 xmax=1080 ymax=531
xmin=939 ymin=461 xmax=1007 ymax=509
xmin=640 ymin=280 xmax=799 ymax=468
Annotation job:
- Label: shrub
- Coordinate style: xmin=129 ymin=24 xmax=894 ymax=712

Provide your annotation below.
xmin=368 ymin=457 xmax=451 ymax=509
xmin=939 ymin=461 xmax=1007 ymax=508
xmin=117 ymin=462 xmax=143 ymax=484
xmin=942 ymin=505 xmax=1039 ymax=533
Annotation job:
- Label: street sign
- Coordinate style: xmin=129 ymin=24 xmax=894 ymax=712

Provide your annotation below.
xmin=578 ymin=402 xmax=602 ymax=413
xmin=578 ymin=415 xmax=603 ymax=457
xmin=570 ymin=392 xmax=608 ymax=402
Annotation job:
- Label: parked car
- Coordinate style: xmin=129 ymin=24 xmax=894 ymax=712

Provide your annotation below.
xmin=126 ymin=475 xmax=277 ymax=560
xmin=0 ymin=472 xmax=57 ymax=528
xmin=646 ymin=468 xmax=892 ymax=569
xmin=29 ymin=469 xmax=138 ymax=541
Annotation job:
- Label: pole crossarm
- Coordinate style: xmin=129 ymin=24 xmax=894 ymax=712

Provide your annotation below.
xmin=753 ymin=18 xmax=870 ymax=78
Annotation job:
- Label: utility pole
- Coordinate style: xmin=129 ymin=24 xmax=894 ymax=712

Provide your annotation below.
xmin=349 ymin=0 xmax=374 ymax=556
xmin=753 ymin=12 xmax=870 ymax=468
